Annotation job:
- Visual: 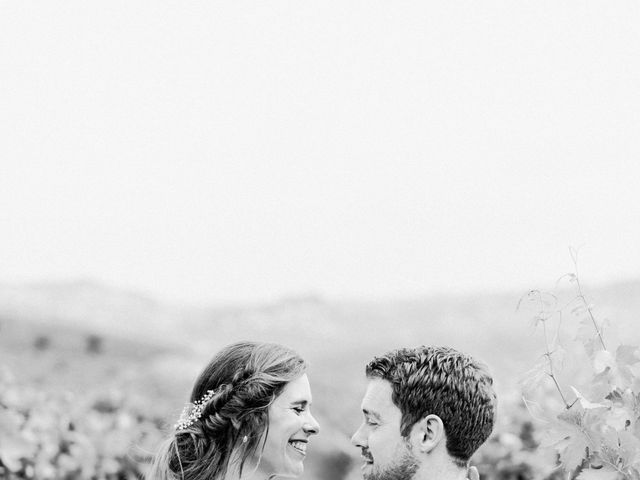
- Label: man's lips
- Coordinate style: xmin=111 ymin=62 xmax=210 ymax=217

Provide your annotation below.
xmin=361 ymin=449 xmax=374 ymax=464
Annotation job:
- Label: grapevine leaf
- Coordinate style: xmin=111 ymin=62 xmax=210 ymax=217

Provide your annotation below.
xmin=570 ymin=386 xmax=607 ymax=410
xmin=634 ymin=416 xmax=640 ymax=441
xmin=615 ymin=346 xmax=640 ymax=386
xmin=552 ymin=403 xmax=596 ymax=470
xmin=520 ymin=358 xmax=550 ymax=394
xmin=629 ymin=364 xmax=640 ymax=392
xmin=599 ymin=426 xmax=621 ymax=457
xmin=558 ymin=402 xmax=586 ymax=426
xmin=539 ymin=424 xmax=573 ymax=448
xmin=619 ymin=430 xmax=640 ymax=466
xmin=605 ymin=389 xmax=623 ymax=404
xmin=522 ymin=396 xmax=551 ymax=423
xmin=594 ymin=351 xmax=616 ymax=375
xmin=577 ymin=318 xmax=601 ymax=357
xmin=559 ymin=435 xmax=590 ymax=471
xmin=576 ymin=467 xmax=621 ymax=480
xmin=602 ymin=406 xmax=632 ymax=432
xmin=590 ymin=373 xmax=617 ymax=400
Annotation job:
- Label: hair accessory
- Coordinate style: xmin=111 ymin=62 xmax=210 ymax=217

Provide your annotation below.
xmin=175 ymin=388 xmax=218 ymax=430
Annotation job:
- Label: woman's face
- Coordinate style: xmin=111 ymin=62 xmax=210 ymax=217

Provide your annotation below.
xmin=258 ymin=373 xmax=320 ymax=478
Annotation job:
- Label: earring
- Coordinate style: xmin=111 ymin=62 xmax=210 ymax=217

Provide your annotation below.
xmin=242 ymin=435 xmax=248 ymax=443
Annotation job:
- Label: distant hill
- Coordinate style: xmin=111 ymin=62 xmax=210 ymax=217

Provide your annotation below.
xmin=3 ymin=277 xmax=638 ymax=402
xmin=0 ymin=279 xmax=198 ymax=344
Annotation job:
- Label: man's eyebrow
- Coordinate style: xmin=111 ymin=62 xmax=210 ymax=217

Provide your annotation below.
xmin=290 ymin=399 xmax=310 ymax=407
xmin=362 ymin=408 xmax=382 ymax=421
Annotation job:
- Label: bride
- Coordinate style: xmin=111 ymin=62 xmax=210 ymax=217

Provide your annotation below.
xmin=147 ymin=341 xmax=320 ymax=480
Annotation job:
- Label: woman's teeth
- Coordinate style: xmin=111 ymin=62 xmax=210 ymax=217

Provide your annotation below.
xmin=289 ymin=441 xmax=307 ymax=454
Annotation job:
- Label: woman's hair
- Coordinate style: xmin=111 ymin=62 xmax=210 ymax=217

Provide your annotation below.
xmin=147 ymin=341 xmax=307 ymax=480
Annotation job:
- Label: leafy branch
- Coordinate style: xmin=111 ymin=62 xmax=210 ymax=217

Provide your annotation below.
xmin=522 ymin=253 xmax=640 ymax=479
xmin=519 ymin=289 xmax=575 ymax=409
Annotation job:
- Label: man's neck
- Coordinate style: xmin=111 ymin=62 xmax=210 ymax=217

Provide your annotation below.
xmin=413 ymin=460 xmax=468 ymax=480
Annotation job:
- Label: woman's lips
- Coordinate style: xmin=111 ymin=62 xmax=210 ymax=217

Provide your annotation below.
xmin=288 ymin=439 xmax=308 ymax=455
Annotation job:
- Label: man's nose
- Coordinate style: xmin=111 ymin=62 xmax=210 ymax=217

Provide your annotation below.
xmin=351 ymin=424 xmax=366 ymax=447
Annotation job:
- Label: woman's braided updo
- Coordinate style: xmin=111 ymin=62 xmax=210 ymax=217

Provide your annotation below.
xmin=147 ymin=341 xmax=307 ymax=480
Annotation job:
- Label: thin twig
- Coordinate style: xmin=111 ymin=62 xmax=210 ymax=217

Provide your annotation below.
xmin=542 ymin=319 xmax=571 ymax=409
xmin=569 ymin=247 xmax=607 ymax=351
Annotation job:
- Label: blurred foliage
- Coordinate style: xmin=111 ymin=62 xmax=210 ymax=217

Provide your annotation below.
xmin=0 ymin=366 xmax=163 ymax=479
xmin=0 ymin=357 xmax=565 ymax=480
xmin=473 ymin=401 xmax=564 ymax=480
xmin=33 ymin=336 xmax=50 ymax=352
xmin=85 ymin=335 xmax=104 ymax=355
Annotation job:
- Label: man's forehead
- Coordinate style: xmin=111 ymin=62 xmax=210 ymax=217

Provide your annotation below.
xmin=360 ymin=378 xmax=399 ymax=415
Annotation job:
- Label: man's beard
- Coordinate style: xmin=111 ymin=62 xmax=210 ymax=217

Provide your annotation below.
xmin=364 ymin=444 xmax=419 ymax=480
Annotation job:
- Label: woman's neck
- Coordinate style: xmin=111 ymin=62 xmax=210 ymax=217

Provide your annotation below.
xmin=223 ymin=457 xmax=272 ymax=480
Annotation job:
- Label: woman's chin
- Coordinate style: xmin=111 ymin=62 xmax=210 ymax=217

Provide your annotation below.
xmin=266 ymin=466 xmax=304 ymax=479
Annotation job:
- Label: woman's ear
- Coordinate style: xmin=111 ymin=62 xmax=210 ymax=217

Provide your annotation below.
xmin=411 ymin=414 xmax=445 ymax=454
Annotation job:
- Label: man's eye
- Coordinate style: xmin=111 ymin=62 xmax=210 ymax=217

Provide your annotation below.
xmin=293 ymin=406 xmax=305 ymax=414
xmin=366 ymin=419 xmax=378 ymax=426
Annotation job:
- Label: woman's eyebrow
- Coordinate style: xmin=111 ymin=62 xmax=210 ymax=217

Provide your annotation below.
xmin=290 ymin=399 xmax=310 ymax=407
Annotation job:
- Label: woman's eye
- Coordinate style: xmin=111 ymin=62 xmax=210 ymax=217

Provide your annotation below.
xmin=293 ymin=407 xmax=305 ymax=414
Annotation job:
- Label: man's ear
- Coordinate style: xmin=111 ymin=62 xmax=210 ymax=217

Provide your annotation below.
xmin=411 ymin=414 xmax=445 ymax=454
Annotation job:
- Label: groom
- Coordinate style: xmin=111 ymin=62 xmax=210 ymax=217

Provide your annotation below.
xmin=351 ymin=345 xmax=496 ymax=480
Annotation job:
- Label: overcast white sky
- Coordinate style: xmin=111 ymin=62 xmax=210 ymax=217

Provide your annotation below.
xmin=1 ymin=1 xmax=639 ymax=306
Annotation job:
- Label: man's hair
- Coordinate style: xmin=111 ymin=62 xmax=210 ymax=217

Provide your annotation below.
xmin=365 ymin=345 xmax=496 ymax=467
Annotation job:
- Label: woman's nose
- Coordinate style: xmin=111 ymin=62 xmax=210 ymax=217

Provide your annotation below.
xmin=303 ymin=412 xmax=320 ymax=435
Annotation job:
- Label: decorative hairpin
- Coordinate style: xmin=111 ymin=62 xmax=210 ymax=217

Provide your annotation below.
xmin=175 ymin=388 xmax=217 ymax=430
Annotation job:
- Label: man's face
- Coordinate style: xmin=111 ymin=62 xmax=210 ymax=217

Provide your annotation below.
xmin=351 ymin=378 xmax=419 ymax=480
